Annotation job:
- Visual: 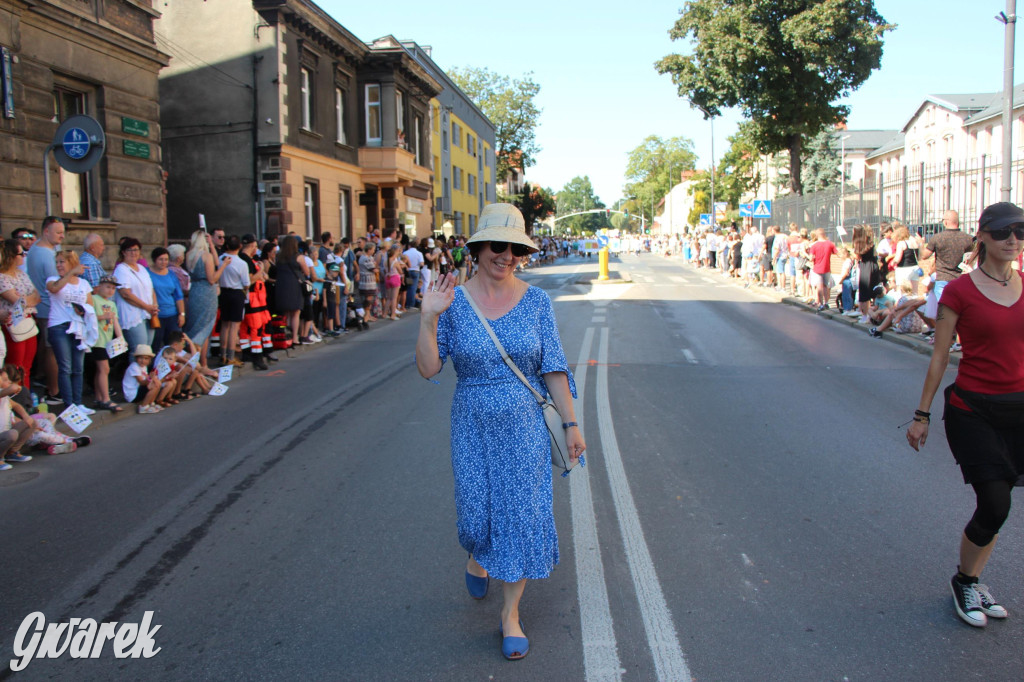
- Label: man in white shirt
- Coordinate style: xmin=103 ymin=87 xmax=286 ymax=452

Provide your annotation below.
xmin=217 ymin=235 xmax=249 ymax=367
xmin=403 ymin=239 xmax=424 ymax=309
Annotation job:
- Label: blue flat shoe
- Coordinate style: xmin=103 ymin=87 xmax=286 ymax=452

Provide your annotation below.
xmin=500 ymin=619 xmax=529 ymax=660
xmin=465 ymin=570 xmax=489 ymax=599
xmin=465 ymin=553 xmax=488 ymax=599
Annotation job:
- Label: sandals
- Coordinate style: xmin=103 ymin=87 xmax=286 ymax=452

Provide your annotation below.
xmin=95 ymin=400 xmax=123 ymax=413
xmin=173 ymin=391 xmax=195 ymax=401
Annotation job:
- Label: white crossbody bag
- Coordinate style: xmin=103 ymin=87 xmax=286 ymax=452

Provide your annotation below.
xmin=463 ymin=290 xmax=582 ymax=477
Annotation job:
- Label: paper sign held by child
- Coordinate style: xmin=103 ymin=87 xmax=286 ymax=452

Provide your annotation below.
xmin=106 ymin=337 xmax=128 ymax=358
xmin=217 ymin=366 xmax=233 ymax=383
xmin=208 ymin=382 xmax=229 ymax=397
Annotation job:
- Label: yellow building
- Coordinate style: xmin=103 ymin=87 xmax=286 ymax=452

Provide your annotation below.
xmin=400 ymin=43 xmax=496 ymax=237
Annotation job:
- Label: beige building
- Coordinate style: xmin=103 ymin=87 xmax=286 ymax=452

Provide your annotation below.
xmin=0 ymin=0 xmax=169 ymax=259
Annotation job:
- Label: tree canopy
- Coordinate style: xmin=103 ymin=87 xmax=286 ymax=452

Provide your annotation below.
xmin=623 ymin=135 xmax=697 ymax=227
xmin=656 ymin=0 xmax=893 ymax=195
xmin=512 ymin=182 xmax=556 ymax=235
xmin=555 ymin=176 xmax=609 ymax=234
xmin=448 ymin=67 xmax=542 ymax=181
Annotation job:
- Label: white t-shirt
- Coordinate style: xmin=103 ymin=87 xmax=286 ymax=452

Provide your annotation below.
xmin=404 ymin=247 xmax=424 ymax=271
xmin=122 ymin=361 xmax=147 ymax=402
xmin=113 ymin=263 xmax=155 ymax=330
xmin=45 ymin=276 xmax=92 ymax=328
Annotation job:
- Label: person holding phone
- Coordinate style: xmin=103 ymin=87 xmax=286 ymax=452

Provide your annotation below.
xmin=416 ymin=204 xmax=584 ymax=661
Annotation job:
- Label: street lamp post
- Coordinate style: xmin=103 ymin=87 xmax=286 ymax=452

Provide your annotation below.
xmin=997 ymin=3 xmax=1017 ymax=202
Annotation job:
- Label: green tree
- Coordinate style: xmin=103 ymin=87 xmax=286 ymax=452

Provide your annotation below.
xmin=556 ymin=176 xmax=608 ymax=234
xmin=801 ymin=129 xmax=840 ymax=192
xmin=656 ymin=0 xmax=893 ymax=195
xmin=448 ymin=67 xmax=542 ymax=180
xmin=623 ymin=135 xmax=698 ymax=223
xmin=513 ymin=183 xmax=556 ymax=235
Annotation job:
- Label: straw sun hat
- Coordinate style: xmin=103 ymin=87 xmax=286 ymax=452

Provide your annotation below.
xmin=465 ymin=204 xmax=538 ymax=253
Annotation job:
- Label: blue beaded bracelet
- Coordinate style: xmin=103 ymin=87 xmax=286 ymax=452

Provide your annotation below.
xmin=562 ymin=422 xmax=578 ymax=429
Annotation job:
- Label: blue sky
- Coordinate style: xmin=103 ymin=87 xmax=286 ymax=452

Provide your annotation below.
xmin=321 ymin=0 xmax=1021 ymax=205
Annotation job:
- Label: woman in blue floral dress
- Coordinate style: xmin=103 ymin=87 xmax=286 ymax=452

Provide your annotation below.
xmin=416 ymin=204 xmax=585 ymax=661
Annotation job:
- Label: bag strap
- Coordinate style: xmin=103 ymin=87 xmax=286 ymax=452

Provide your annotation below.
xmin=463 ymin=289 xmax=546 ymax=406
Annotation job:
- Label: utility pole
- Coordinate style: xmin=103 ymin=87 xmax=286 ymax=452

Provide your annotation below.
xmin=997 ymin=2 xmax=1017 ymax=202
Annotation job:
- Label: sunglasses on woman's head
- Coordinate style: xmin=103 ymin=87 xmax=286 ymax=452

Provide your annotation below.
xmin=488 ymin=241 xmax=530 ymax=257
xmin=984 ymin=224 xmax=1024 ymax=241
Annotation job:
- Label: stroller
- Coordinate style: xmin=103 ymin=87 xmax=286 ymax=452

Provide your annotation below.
xmin=346 ymin=295 xmax=369 ymax=331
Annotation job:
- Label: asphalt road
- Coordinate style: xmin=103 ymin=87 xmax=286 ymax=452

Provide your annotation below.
xmin=1 ymin=253 xmax=1021 ymax=681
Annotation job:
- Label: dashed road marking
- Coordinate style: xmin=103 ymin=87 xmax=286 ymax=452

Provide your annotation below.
xmin=682 ymin=349 xmax=697 ymax=365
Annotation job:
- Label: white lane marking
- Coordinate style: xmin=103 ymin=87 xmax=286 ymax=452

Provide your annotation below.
xmin=741 ymin=553 xmax=754 ymax=567
xmin=701 ymin=276 xmax=717 ymax=283
xmin=597 ymin=328 xmax=690 ymax=681
xmin=592 ymin=317 xmax=607 ymax=323
xmin=681 ymin=349 xmax=697 ymax=365
xmin=669 ymin=276 xmax=685 ymax=283
xmin=570 ymin=327 xmax=622 ymax=682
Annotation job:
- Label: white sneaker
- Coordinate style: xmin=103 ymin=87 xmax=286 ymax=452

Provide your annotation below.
xmin=975 ymin=584 xmax=1009 ymax=619
xmin=843 ymin=310 xmax=860 ymax=317
xmin=859 ymin=315 xmax=871 ymax=324
xmin=76 ymin=404 xmax=96 ymax=415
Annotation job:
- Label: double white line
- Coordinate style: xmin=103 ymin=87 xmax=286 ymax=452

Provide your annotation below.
xmin=571 ymin=327 xmax=691 ymax=681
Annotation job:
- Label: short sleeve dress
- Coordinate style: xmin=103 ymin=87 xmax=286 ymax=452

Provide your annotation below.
xmin=436 ymin=285 xmax=577 ymax=582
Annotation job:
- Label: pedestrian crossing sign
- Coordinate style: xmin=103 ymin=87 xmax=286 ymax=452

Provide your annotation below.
xmin=752 ymin=200 xmax=772 ymax=219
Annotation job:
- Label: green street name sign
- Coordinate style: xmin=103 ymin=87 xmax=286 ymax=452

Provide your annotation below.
xmin=121 ymin=117 xmax=149 ymax=137
xmin=123 ymin=140 xmax=150 ymax=158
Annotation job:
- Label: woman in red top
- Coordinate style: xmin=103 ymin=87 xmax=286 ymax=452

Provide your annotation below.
xmin=908 ymin=201 xmax=1024 ymax=628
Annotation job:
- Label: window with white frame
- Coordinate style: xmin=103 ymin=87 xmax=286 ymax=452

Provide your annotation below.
xmin=468 ymin=173 xmax=475 ymax=195
xmin=453 ymin=166 xmax=462 ymax=191
xmin=339 ymin=186 xmax=351 ymax=240
xmin=366 ymin=84 xmax=381 ymax=146
xmin=452 ymin=121 xmax=462 ymax=147
xmin=304 ymin=181 xmax=319 ymax=238
xmin=335 ymin=87 xmax=347 ymax=144
xmin=301 ymin=68 xmax=314 ymax=131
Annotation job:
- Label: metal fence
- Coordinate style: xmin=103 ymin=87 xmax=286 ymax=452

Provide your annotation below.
xmin=773 ymin=155 xmax=1024 ymax=240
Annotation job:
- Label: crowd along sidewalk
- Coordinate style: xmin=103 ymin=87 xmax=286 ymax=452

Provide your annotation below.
xmin=673 ymin=260 xmax=961 ymax=368
xmin=56 ymin=319 xmax=393 ymax=435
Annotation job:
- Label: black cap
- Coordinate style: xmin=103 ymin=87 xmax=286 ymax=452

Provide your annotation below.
xmin=979 ymin=202 xmax=1024 ymax=232
xmin=241 ymin=233 xmax=258 ymax=245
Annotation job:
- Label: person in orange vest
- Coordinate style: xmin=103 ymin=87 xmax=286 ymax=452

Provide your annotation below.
xmin=239 ymin=235 xmax=275 ymax=370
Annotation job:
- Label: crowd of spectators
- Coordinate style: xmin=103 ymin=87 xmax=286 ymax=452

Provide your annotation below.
xmin=680 ymin=211 xmax=988 ymax=346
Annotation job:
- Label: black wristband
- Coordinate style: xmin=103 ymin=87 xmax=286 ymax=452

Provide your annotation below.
xmin=562 ymin=422 xmax=578 ymax=429
xmin=914 ymin=409 xmax=930 ymax=418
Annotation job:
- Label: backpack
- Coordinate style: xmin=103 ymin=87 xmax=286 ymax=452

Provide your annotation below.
xmin=452 ymin=246 xmax=465 ymax=267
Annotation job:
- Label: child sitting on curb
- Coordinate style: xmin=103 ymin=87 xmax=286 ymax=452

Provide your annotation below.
xmin=123 ymin=345 xmax=173 ymax=414
xmin=0 ymin=364 xmax=36 ymax=468
xmin=7 ymin=365 xmax=89 ymax=455
xmin=160 ymin=331 xmax=213 ymax=399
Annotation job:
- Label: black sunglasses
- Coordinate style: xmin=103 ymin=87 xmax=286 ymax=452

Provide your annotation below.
xmin=488 ymin=241 xmax=530 ymax=257
xmin=984 ymin=224 xmax=1024 ymax=241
